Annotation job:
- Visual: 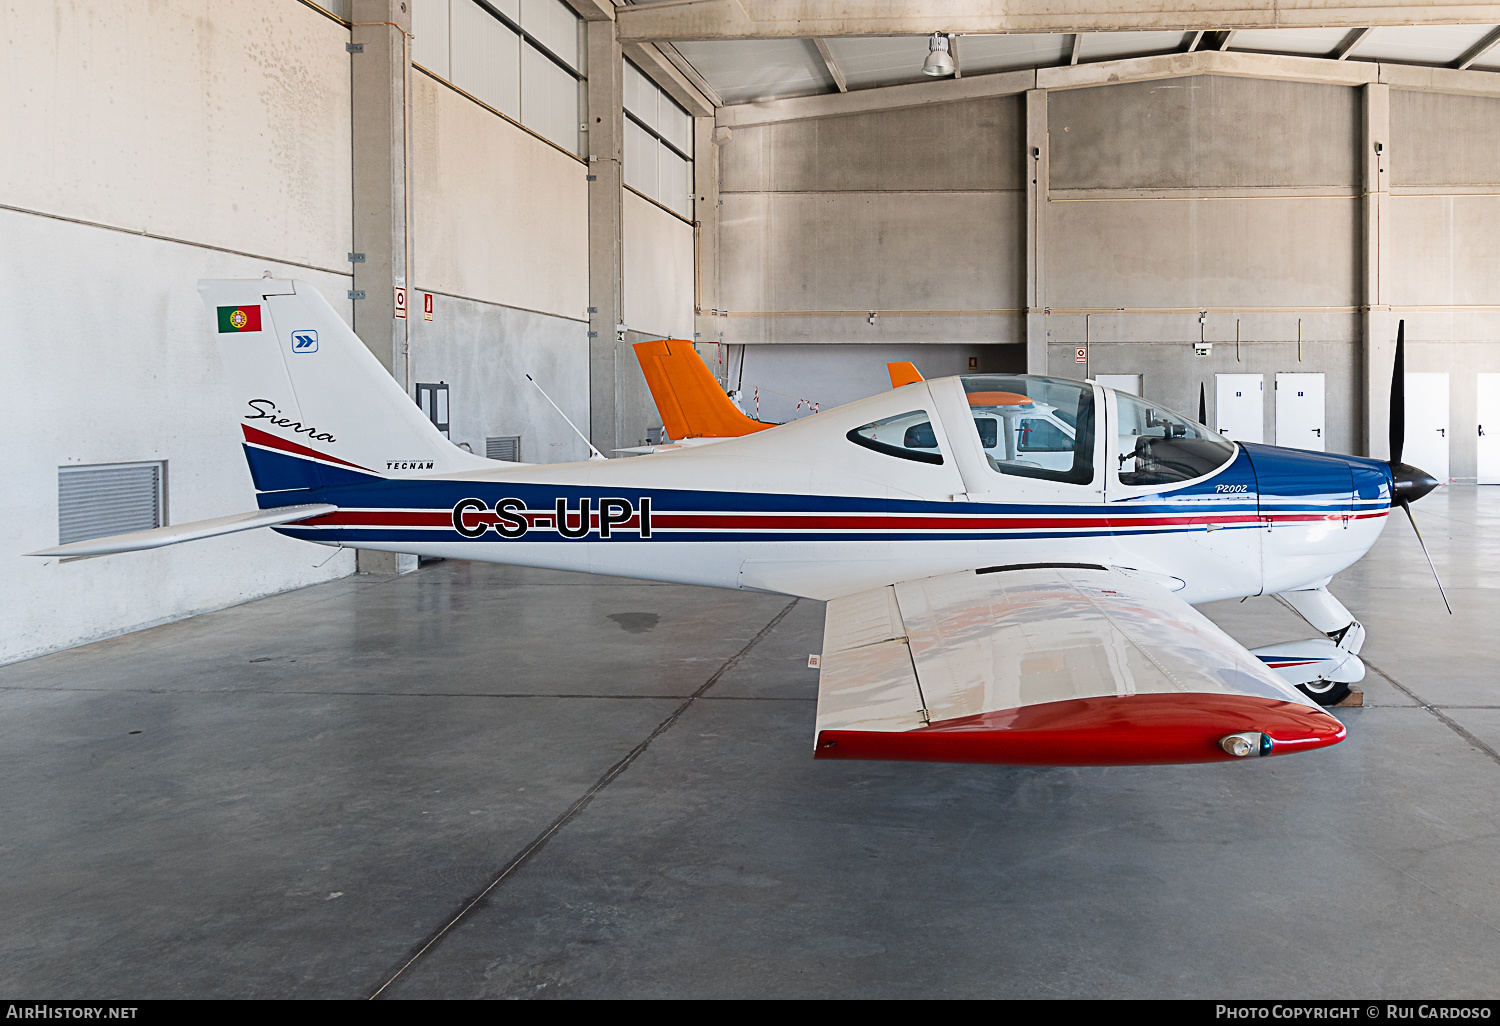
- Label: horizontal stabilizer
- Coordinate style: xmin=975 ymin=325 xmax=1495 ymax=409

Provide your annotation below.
xmin=27 ymin=504 xmax=337 ymax=558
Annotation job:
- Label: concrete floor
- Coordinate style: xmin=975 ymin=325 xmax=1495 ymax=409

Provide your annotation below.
xmin=3 ymin=487 xmax=1498 ymax=999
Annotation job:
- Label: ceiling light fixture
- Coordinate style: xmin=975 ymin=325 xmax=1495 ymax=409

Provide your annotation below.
xmin=922 ymin=33 xmax=955 ymax=77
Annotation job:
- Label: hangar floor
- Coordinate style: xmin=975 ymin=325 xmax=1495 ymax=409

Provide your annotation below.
xmin=3 ymin=487 xmax=1498 ymax=999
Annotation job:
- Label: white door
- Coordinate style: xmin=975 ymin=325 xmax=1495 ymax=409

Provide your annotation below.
xmin=1095 ymin=374 xmax=1141 ymax=396
xmin=1404 ymin=372 xmax=1450 ymax=484
xmin=1216 ymin=374 xmax=1264 ymax=443
xmin=1479 ymin=374 xmax=1500 ymax=484
xmin=1275 ymin=373 xmax=1326 ymax=451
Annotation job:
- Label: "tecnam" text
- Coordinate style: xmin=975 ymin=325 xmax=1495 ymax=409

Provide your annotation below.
xmin=451 ymin=497 xmax=652 ymax=539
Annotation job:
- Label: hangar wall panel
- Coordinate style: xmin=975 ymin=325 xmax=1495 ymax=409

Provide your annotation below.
xmin=623 ymin=191 xmax=695 ymax=339
xmin=1043 ymin=197 xmax=1359 ymax=313
xmin=1 ymin=211 xmax=356 ymax=665
xmin=1048 ymin=77 xmax=1358 ymax=190
xmin=716 ymin=96 xmax=1026 ymax=350
xmin=0 ymin=1 xmax=358 ymax=664
xmin=411 ymin=73 xmax=589 ymax=321
xmin=1387 ymin=89 xmax=1500 ymax=478
xmin=0 ymin=0 xmax=352 ymax=271
xmin=407 ymin=294 xmax=592 ymax=464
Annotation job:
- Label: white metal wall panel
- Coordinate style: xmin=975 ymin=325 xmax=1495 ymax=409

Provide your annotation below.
xmin=411 ymin=75 xmax=588 ymax=320
xmin=625 ymin=62 xmax=659 ymax=131
xmin=625 ymin=119 xmax=659 ymax=197
xmin=660 ymin=149 xmax=693 ymax=219
xmin=451 ymin=0 xmax=520 ymax=118
xmin=520 ymin=0 xmax=579 ymax=70
xmin=623 ymin=191 xmax=694 ymax=338
xmin=659 ymin=99 xmax=694 ymax=155
xmin=411 ymin=0 xmax=452 ymax=79
xmin=521 ymin=45 xmax=581 ymax=153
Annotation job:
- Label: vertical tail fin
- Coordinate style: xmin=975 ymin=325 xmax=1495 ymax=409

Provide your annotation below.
xmin=632 ymin=339 xmax=773 ymax=440
xmin=199 ymin=278 xmax=487 ymax=492
xmin=887 ymin=362 xmax=924 ymax=388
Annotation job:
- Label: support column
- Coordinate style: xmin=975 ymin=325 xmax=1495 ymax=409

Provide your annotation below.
xmin=693 ymin=116 xmax=724 ymax=385
xmin=586 ymin=19 xmax=625 ymax=454
xmin=1361 ymin=83 xmax=1392 ymax=459
xmin=1024 ymin=88 xmax=1049 ymax=375
xmin=350 ymin=0 xmax=416 ymax=574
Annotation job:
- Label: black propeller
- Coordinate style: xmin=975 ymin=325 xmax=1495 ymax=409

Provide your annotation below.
xmin=1198 ymin=382 xmax=1207 ymax=426
xmin=1387 ymin=320 xmax=1450 ymax=613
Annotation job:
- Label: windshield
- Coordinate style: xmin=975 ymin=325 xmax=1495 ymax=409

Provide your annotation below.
xmin=961 ymin=375 xmax=1095 ymax=485
xmin=1114 ymin=391 xmax=1236 ymax=486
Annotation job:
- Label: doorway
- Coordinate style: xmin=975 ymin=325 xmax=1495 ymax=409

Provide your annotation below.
xmin=1216 ymin=374 xmax=1264 ymax=443
xmin=1275 ymin=373 xmax=1326 ymax=452
xmin=1480 ymin=374 xmax=1500 ymax=484
xmin=1403 ymin=372 xmax=1450 ymax=484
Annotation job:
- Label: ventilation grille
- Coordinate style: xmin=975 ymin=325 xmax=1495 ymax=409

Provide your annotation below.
xmin=58 ymin=462 xmax=165 ymax=546
xmin=486 ymin=436 xmax=521 ymax=462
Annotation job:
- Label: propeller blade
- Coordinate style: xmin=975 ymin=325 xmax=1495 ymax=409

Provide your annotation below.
xmin=1389 ymin=319 xmax=1406 ymax=467
xmin=1399 ymin=497 xmax=1452 ymax=614
xmin=1198 ymin=383 xmax=1207 ymax=425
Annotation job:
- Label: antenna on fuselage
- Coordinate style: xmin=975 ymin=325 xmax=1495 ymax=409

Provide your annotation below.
xmin=526 ymin=374 xmax=608 ymax=461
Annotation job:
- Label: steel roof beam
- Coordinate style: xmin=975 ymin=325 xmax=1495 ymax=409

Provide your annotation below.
xmin=812 ymin=37 xmax=848 ymax=92
xmin=617 ymin=2 xmax=1500 ymax=42
xmin=1455 ymin=25 xmax=1500 ymax=68
xmin=1331 ymin=27 xmax=1372 ymax=60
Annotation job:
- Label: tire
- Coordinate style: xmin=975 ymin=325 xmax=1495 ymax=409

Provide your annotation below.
xmin=1297 ymin=679 xmax=1351 ymax=707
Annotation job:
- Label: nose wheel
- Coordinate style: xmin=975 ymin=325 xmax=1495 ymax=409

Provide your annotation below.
xmin=1297 ymin=679 xmax=1352 ymax=707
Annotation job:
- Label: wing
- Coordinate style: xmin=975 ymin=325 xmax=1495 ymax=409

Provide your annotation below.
xmin=814 ymin=564 xmax=1345 ymax=765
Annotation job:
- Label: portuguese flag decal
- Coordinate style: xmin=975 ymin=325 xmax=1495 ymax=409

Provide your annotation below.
xmin=217 ymin=305 xmax=262 ymax=333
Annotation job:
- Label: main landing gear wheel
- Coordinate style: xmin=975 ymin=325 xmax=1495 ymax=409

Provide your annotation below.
xmin=1297 ymin=679 xmax=1351 ymax=707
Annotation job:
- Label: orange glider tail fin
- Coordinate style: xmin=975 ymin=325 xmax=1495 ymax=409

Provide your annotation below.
xmin=633 ymin=339 xmax=773 ymax=440
xmin=887 ymin=361 xmax=924 ymax=388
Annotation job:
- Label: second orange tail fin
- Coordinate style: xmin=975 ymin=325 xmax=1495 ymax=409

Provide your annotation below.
xmin=633 ymin=339 xmax=773 ymax=440
xmin=887 ymin=361 xmax=924 ymax=388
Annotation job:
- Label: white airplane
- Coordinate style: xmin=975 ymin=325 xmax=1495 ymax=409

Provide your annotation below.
xmin=31 ymin=279 xmax=1445 ymax=767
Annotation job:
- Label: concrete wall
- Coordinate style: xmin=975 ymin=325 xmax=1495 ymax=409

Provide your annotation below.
xmin=1390 ymin=90 xmax=1500 ymax=480
xmin=715 ymin=72 xmax=1500 ymax=477
xmin=724 ymin=342 xmax=1024 ymax=425
xmin=717 ymin=96 xmax=1026 ymax=348
xmin=409 ymin=73 xmax=593 ymax=464
xmin=1 ymin=1 xmax=358 ymax=664
xmin=1041 ymin=75 xmax=1365 ymax=453
xmin=5 ymin=1 xmax=704 ymax=662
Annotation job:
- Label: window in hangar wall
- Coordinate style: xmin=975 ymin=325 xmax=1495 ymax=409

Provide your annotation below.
xmin=624 ymin=60 xmax=695 ymax=220
xmin=410 ymin=0 xmax=585 ymax=156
